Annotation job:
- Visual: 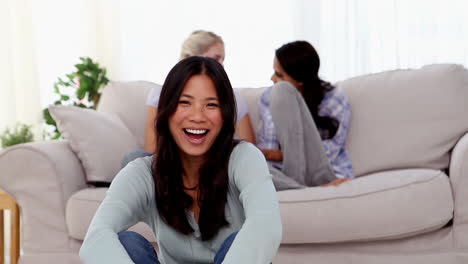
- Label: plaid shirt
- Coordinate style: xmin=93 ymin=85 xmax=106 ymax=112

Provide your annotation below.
xmin=256 ymin=85 xmax=354 ymax=179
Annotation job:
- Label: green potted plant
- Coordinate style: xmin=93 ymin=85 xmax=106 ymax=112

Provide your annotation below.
xmin=0 ymin=123 xmax=34 ymax=149
xmin=43 ymin=57 xmax=109 ymax=139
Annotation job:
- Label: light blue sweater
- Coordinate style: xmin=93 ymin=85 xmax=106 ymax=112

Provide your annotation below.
xmin=79 ymin=142 xmax=282 ymax=264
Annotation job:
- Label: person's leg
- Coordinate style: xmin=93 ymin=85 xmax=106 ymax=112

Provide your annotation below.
xmin=214 ymin=232 xmax=238 ymax=264
xmin=269 ymin=81 xmax=336 ymax=187
xmin=121 ymin=149 xmax=152 ymax=168
xmin=118 ymin=231 xmax=160 ymax=264
xmin=268 ymin=164 xmax=304 ymax=190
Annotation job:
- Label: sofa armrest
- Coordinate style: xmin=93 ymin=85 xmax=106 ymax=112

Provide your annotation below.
xmin=0 ymin=141 xmax=87 ymax=254
xmin=449 ymin=132 xmax=468 ymax=247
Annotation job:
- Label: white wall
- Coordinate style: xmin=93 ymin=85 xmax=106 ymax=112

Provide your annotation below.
xmin=1 ymin=0 xmax=468 ymax=134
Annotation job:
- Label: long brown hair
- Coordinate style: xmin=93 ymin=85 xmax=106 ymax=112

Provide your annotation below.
xmin=152 ymin=56 xmax=238 ymax=240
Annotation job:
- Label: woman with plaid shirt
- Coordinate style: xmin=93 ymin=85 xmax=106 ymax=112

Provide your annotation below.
xmin=256 ymin=41 xmax=354 ymax=190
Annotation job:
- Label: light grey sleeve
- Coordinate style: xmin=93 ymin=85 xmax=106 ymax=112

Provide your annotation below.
xmin=234 ymin=91 xmax=248 ymax=123
xmin=223 ymin=143 xmax=282 ymax=264
xmin=79 ymin=158 xmax=155 ymax=264
xmin=146 ymin=85 xmax=162 ymax=107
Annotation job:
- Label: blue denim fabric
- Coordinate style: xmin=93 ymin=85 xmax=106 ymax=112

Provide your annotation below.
xmin=118 ymin=231 xmax=238 ymax=264
xmin=121 ymin=149 xmax=152 ymax=168
xmin=118 ymin=231 xmax=160 ymax=264
xmin=214 ymin=232 xmax=238 ymax=264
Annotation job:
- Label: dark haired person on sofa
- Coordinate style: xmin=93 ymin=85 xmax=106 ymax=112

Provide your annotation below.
xmin=80 ymin=57 xmax=281 ymax=263
xmin=257 ymin=40 xmax=354 ymax=190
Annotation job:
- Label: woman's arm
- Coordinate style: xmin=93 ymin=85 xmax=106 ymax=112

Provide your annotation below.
xmin=144 ymin=106 xmax=158 ymax=153
xmin=321 ymin=89 xmax=352 ymax=161
xmin=235 ymin=114 xmax=256 ymax=144
xmin=260 ymin=148 xmax=283 ymax=161
xmin=79 ymin=159 xmax=154 ymax=264
xmin=223 ymin=143 xmax=282 ymax=263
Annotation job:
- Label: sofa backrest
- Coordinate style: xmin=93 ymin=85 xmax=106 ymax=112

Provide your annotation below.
xmin=98 ymin=64 xmax=468 ymax=178
xmin=337 ymin=64 xmax=468 ymax=176
xmin=97 ymin=81 xmax=160 ymax=148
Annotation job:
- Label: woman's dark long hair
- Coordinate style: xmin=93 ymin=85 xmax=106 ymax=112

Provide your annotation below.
xmin=152 ymin=56 xmax=238 ymax=241
xmin=276 ymin=41 xmax=338 ymax=139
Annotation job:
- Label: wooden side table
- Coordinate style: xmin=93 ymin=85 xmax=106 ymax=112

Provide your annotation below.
xmin=0 ymin=190 xmax=20 ymax=264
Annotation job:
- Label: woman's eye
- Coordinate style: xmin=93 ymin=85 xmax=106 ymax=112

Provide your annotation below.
xmin=179 ymin=100 xmax=190 ymax=105
xmin=207 ymin=103 xmax=219 ymax=108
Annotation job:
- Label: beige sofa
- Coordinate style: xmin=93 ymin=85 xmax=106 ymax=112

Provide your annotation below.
xmin=1 ymin=64 xmax=468 ymax=263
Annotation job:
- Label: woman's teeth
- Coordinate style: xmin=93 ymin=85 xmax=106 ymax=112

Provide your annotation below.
xmin=185 ymin=129 xmax=207 ymax=135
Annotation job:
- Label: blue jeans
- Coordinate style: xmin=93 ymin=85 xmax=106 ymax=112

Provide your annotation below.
xmin=118 ymin=231 xmax=238 ymax=264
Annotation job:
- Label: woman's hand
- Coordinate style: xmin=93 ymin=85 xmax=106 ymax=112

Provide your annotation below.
xmin=321 ymin=178 xmax=351 ymax=187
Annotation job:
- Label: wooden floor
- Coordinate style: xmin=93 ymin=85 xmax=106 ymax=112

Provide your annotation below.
xmin=0 ymin=190 xmax=20 ymax=264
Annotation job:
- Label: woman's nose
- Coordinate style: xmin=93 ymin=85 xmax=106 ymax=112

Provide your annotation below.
xmin=189 ymin=106 xmax=206 ymax=122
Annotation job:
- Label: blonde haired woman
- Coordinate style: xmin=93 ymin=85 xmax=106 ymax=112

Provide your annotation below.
xmin=122 ymin=30 xmax=256 ymax=166
xmin=180 ymin=30 xmax=225 ymax=64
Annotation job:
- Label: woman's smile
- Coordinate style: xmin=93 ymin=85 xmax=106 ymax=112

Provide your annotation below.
xmin=183 ymin=128 xmax=209 ymax=144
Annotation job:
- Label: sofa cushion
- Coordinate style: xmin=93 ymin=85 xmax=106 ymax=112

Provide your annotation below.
xmin=67 ymin=169 xmax=452 ymax=245
xmin=278 ymin=169 xmax=453 ymax=244
xmin=49 ymin=105 xmax=139 ymax=183
xmin=338 ymin=64 xmax=468 ymax=176
xmin=97 ymin=81 xmax=160 ymax=149
xmin=66 ymin=188 xmax=156 ymax=242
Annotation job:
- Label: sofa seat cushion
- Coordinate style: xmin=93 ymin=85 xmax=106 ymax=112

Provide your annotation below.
xmin=278 ymin=169 xmax=453 ymax=244
xmin=66 ymin=188 xmax=156 ymax=242
xmin=66 ymin=170 xmax=453 ymax=245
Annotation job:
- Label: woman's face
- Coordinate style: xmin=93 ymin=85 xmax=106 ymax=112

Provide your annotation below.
xmin=201 ymin=42 xmax=225 ymax=66
xmin=271 ymin=57 xmax=303 ymax=89
xmin=169 ymin=74 xmax=223 ymax=160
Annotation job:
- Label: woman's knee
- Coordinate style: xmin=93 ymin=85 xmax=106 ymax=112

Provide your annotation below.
xmin=118 ymin=231 xmax=158 ymax=264
xmin=270 ymin=81 xmax=301 ymax=107
xmin=118 ymin=231 xmax=152 ymax=250
xmin=272 ymin=81 xmax=298 ymax=95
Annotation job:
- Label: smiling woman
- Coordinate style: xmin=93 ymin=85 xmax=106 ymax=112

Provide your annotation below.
xmin=79 ymin=57 xmax=282 ymax=264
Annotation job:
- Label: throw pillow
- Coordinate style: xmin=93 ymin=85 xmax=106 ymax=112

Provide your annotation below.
xmin=49 ymin=105 xmax=139 ymax=184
